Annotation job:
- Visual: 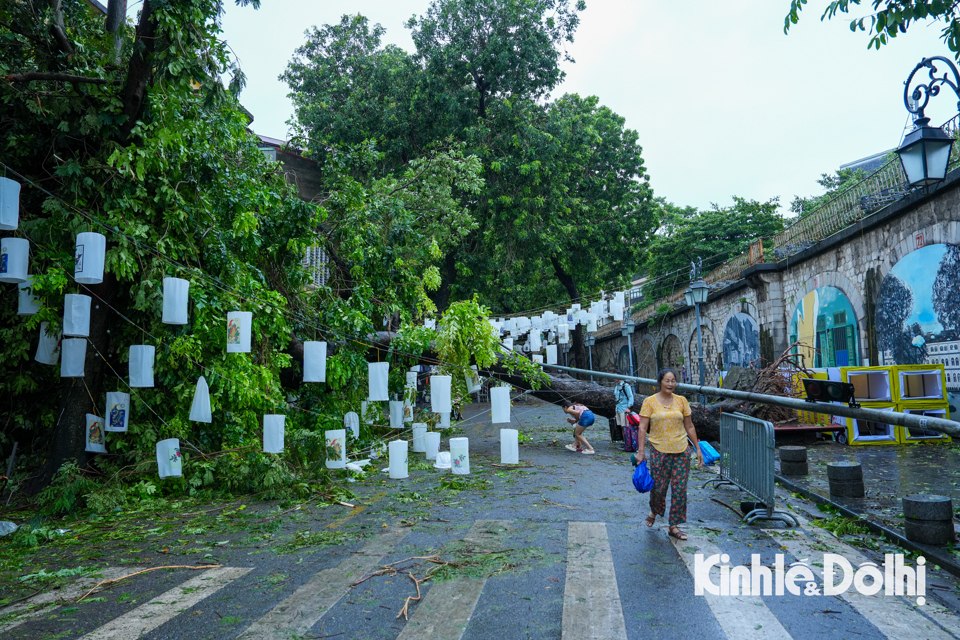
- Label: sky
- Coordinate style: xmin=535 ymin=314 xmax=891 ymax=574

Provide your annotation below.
xmin=219 ymin=0 xmax=954 ymax=213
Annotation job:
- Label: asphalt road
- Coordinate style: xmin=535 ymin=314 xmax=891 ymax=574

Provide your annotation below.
xmin=3 ymin=398 xmax=960 ymax=640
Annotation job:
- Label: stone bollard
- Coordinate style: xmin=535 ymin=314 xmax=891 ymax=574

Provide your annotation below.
xmin=779 ymin=446 xmax=808 ymax=475
xmin=827 ymin=462 xmax=865 ymax=498
xmin=903 ymin=495 xmax=955 ymax=545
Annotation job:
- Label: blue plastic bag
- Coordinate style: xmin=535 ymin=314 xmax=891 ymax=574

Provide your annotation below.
xmin=699 ymin=441 xmax=720 ymax=465
xmin=632 ymin=460 xmax=654 ymax=493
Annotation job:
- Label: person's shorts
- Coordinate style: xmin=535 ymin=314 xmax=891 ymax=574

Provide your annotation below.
xmin=578 ymin=410 xmax=595 ymax=428
xmin=616 ymin=411 xmax=627 ymax=426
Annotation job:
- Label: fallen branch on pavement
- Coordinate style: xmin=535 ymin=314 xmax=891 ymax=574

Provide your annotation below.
xmin=77 ymin=564 xmax=222 ymax=602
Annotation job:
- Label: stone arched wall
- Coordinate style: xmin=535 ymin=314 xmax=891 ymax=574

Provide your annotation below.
xmin=687 ymin=325 xmax=719 ymax=385
xmin=636 ymin=335 xmax=657 ymax=380
xmin=660 ymin=333 xmax=684 ymax=372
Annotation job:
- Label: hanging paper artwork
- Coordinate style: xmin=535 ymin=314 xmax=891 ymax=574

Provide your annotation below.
xmin=388 ymin=439 xmax=408 ymax=479
xmin=85 ymin=414 xmax=107 ymax=453
xmin=439 ymin=412 xmax=451 ymax=428
xmin=389 ymin=400 xmax=404 ymax=430
xmin=528 ymin=331 xmax=542 ymax=352
xmin=501 ymin=428 xmax=519 ymax=464
xmin=105 ymin=391 xmax=130 ymax=432
xmin=325 ymin=428 xmax=347 ymax=469
xmin=60 ymin=338 xmax=86 ymax=377
xmin=491 ymin=386 xmax=511 ymax=424
xmin=226 ymin=311 xmax=252 ymax=353
xmin=156 ymin=438 xmax=182 ymax=478
xmin=303 ymin=341 xmax=327 ymax=382
xmin=532 ymin=354 xmax=544 ymax=364
xmin=0 ymin=237 xmax=28 ymax=284
xmin=557 ymin=323 xmax=569 ymax=344
xmin=17 ymin=277 xmax=40 ymax=315
xmin=610 ymin=301 xmax=624 ymax=322
xmin=189 ymin=376 xmax=212 ymax=423
xmin=431 ymin=375 xmax=452 ymax=413
xmin=63 ymin=293 xmax=92 ymax=337
xmin=450 ymin=437 xmax=470 ymax=475
xmin=74 ymin=232 xmax=106 ymax=285
xmin=129 ymin=345 xmax=155 ymax=388
xmin=344 ymin=411 xmax=360 ymax=439
xmin=502 ymin=337 xmax=514 ymax=352
xmin=425 ymin=431 xmax=440 ymax=460
xmin=263 ymin=414 xmax=285 ymax=453
xmin=412 ymin=423 xmax=427 ymax=453
xmin=586 ymin=313 xmax=597 ymax=332
xmin=546 ymin=344 xmax=558 ymax=365
xmin=35 ymin=322 xmax=61 ymax=365
xmin=424 ymin=319 xmax=436 ymax=330
xmin=368 ymin=362 xmax=389 ymax=401
xmin=465 ymin=365 xmax=482 ymax=394
xmin=161 ymin=277 xmax=190 ymax=325
xmin=0 ymin=177 xmax=21 ymax=230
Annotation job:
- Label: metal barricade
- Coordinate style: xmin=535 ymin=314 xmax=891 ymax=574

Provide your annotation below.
xmin=704 ymin=412 xmax=799 ymax=527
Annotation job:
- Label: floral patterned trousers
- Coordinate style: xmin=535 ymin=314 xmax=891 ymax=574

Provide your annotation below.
xmin=649 ymin=448 xmax=691 ymax=526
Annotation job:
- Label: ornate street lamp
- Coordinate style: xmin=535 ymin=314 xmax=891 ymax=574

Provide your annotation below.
xmin=584 ymin=334 xmax=596 ymax=382
xmin=684 ymin=259 xmax=709 ymax=405
xmin=898 ymin=56 xmax=958 ymax=188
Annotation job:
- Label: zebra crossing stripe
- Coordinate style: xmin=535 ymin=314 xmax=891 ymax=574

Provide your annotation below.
xmin=396 ymin=520 xmax=512 ymax=640
xmin=672 ymin=530 xmax=794 ymax=640
xmin=238 ymin=528 xmax=411 ymax=640
xmin=561 ymin=521 xmax=628 ymax=640
xmin=765 ymin=525 xmax=960 ymax=640
xmin=0 ymin=566 xmax=143 ymax=633
xmin=79 ymin=566 xmax=251 ymax=640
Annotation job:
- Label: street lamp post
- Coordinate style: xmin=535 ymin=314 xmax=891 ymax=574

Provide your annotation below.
xmin=897 ymin=56 xmax=959 ymax=188
xmin=620 ymin=307 xmax=635 ymax=378
xmin=584 ymin=334 xmax=596 ymax=382
xmin=684 ymin=261 xmax=710 ymax=405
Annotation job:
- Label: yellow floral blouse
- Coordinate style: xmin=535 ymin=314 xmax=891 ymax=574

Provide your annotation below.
xmin=639 ymin=394 xmax=692 ymax=454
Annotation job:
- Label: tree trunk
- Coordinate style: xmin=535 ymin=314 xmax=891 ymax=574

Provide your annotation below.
xmin=118 ymin=0 xmax=156 ymax=142
xmin=44 ymin=275 xmax=119 ymax=482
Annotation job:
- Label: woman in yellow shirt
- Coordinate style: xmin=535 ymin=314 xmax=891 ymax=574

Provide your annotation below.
xmin=636 ymin=368 xmax=703 ymax=541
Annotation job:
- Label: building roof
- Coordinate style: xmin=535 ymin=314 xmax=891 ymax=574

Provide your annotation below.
xmin=839 ymin=149 xmax=893 ymax=175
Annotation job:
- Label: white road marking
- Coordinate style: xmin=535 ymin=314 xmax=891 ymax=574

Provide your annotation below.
xmin=396 ymin=520 xmax=512 ymax=640
xmin=561 ymin=521 xmax=628 ymax=640
xmin=672 ymin=529 xmax=794 ymax=640
xmin=239 ymin=529 xmax=410 ymax=640
xmin=0 ymin=566 xmax=143 ymax=633
xmin=79 ymin=566 xmax=250 ymax=640
xmin=765 ymin=522 xmax=960 ymax=640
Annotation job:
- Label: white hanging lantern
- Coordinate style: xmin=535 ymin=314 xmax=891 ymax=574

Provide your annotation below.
xmin=533 ymin=354 xmax=544 ymax=364
xmin=546 ymin=344 xmax=558 ymax=365
xmin=74 ymin=232 xmax=106 ymax=285
xmin=425 ymin=432 xmax=440 ymax=460
xmin=35 ymin=322 xmax=60 ymax=365
xmin=264 ymin=414 xmax=285 ymax=453
xmin=502 ymin=337 xmax=514 ymax=351
xmin=389 ymin=400 xmax=405 ymax=430
xmin=450 ymin=437 xmax=470 ymax=474
xmin=0 ymin=237 xmax=28 ymax=284
xmin=586 ymin=313 xmax=597 ymax=332
xmin=85 ymin=414 xmax=107 ymax=453
xmin=465 ymin=365 xmax=482 ymax=394
xmin=439 ymin=412 xmax=451 ymax=428
xmin=406 ymin=370 xmax=418 ymax=390
xmin=501 ymin=429 xmax=519 ymax=464
xmin=189 ymin=376 xmax=212 ymax=423
xmin=424 ymin=318 xmax=436 ymax=330
xmin=17 ymin=276 xmax=40 ymax=315
xmin=610 ymin=301 xmax=624 ymax=321
xmin=491 ymin=386 xmax=511 ymax=423
xmin=161 ymin=277 xmax=190 ymax=325
xmin=557 ymin=323 xmax=569 ymax=344
xmin=303 ymin=341 xmax=327 ymax=382
xmin=528 ymin=331 xmax=542 ymax=352
xmin=431 ymin=375 xmax=452 ymax=413
xmin=226 ymin=311 xmax=252 ymax=353
xmin=403 ymin=398 xmax=414 ymax=423
xmin=129 ymin=345 xmax=155 ymax=388
xmin=344 ymin=411 xmax=360 ymax=439
xmin=0 ymin=177 xmax=21 ymax=230
xmin=368 ymin=362 xmax=389 ymax=401
xmin=388 ymin=439 xmax=408 ymax=479
xmin=156 ymin=438 xmax=182 ymax=478
xmin=412 ymin=423 xmax=428 ymax=453
xmin=325 ymin=428 xmax=346 ymax=468
xmin=63 ymin=293 xmax=91 ymax=337
xmin=60 ymin=338 xmax=86 ymax=377
xmin=105 ymin=391 xmax=130 ymax=432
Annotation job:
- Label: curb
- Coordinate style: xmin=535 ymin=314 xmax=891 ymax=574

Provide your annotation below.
xmin=775 ymin=474 xmax=960 ymax=580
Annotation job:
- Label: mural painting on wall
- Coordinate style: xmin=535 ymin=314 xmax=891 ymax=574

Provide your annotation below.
xmin=789 ymin=286 xmax=859 ymax=369
xmin=723 ymin=313 xmax=760 ymax=370
xmin=876 ymin=244 xmax=960 ymax=413
xmin=617 ymin=345 xmax=632 ymax=376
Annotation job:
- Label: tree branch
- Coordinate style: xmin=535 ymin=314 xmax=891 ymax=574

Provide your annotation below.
xmin=4 ymin=72 xmax=115 ymax=84
xmin=47 ymin=0 xmax=74 ymax=57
